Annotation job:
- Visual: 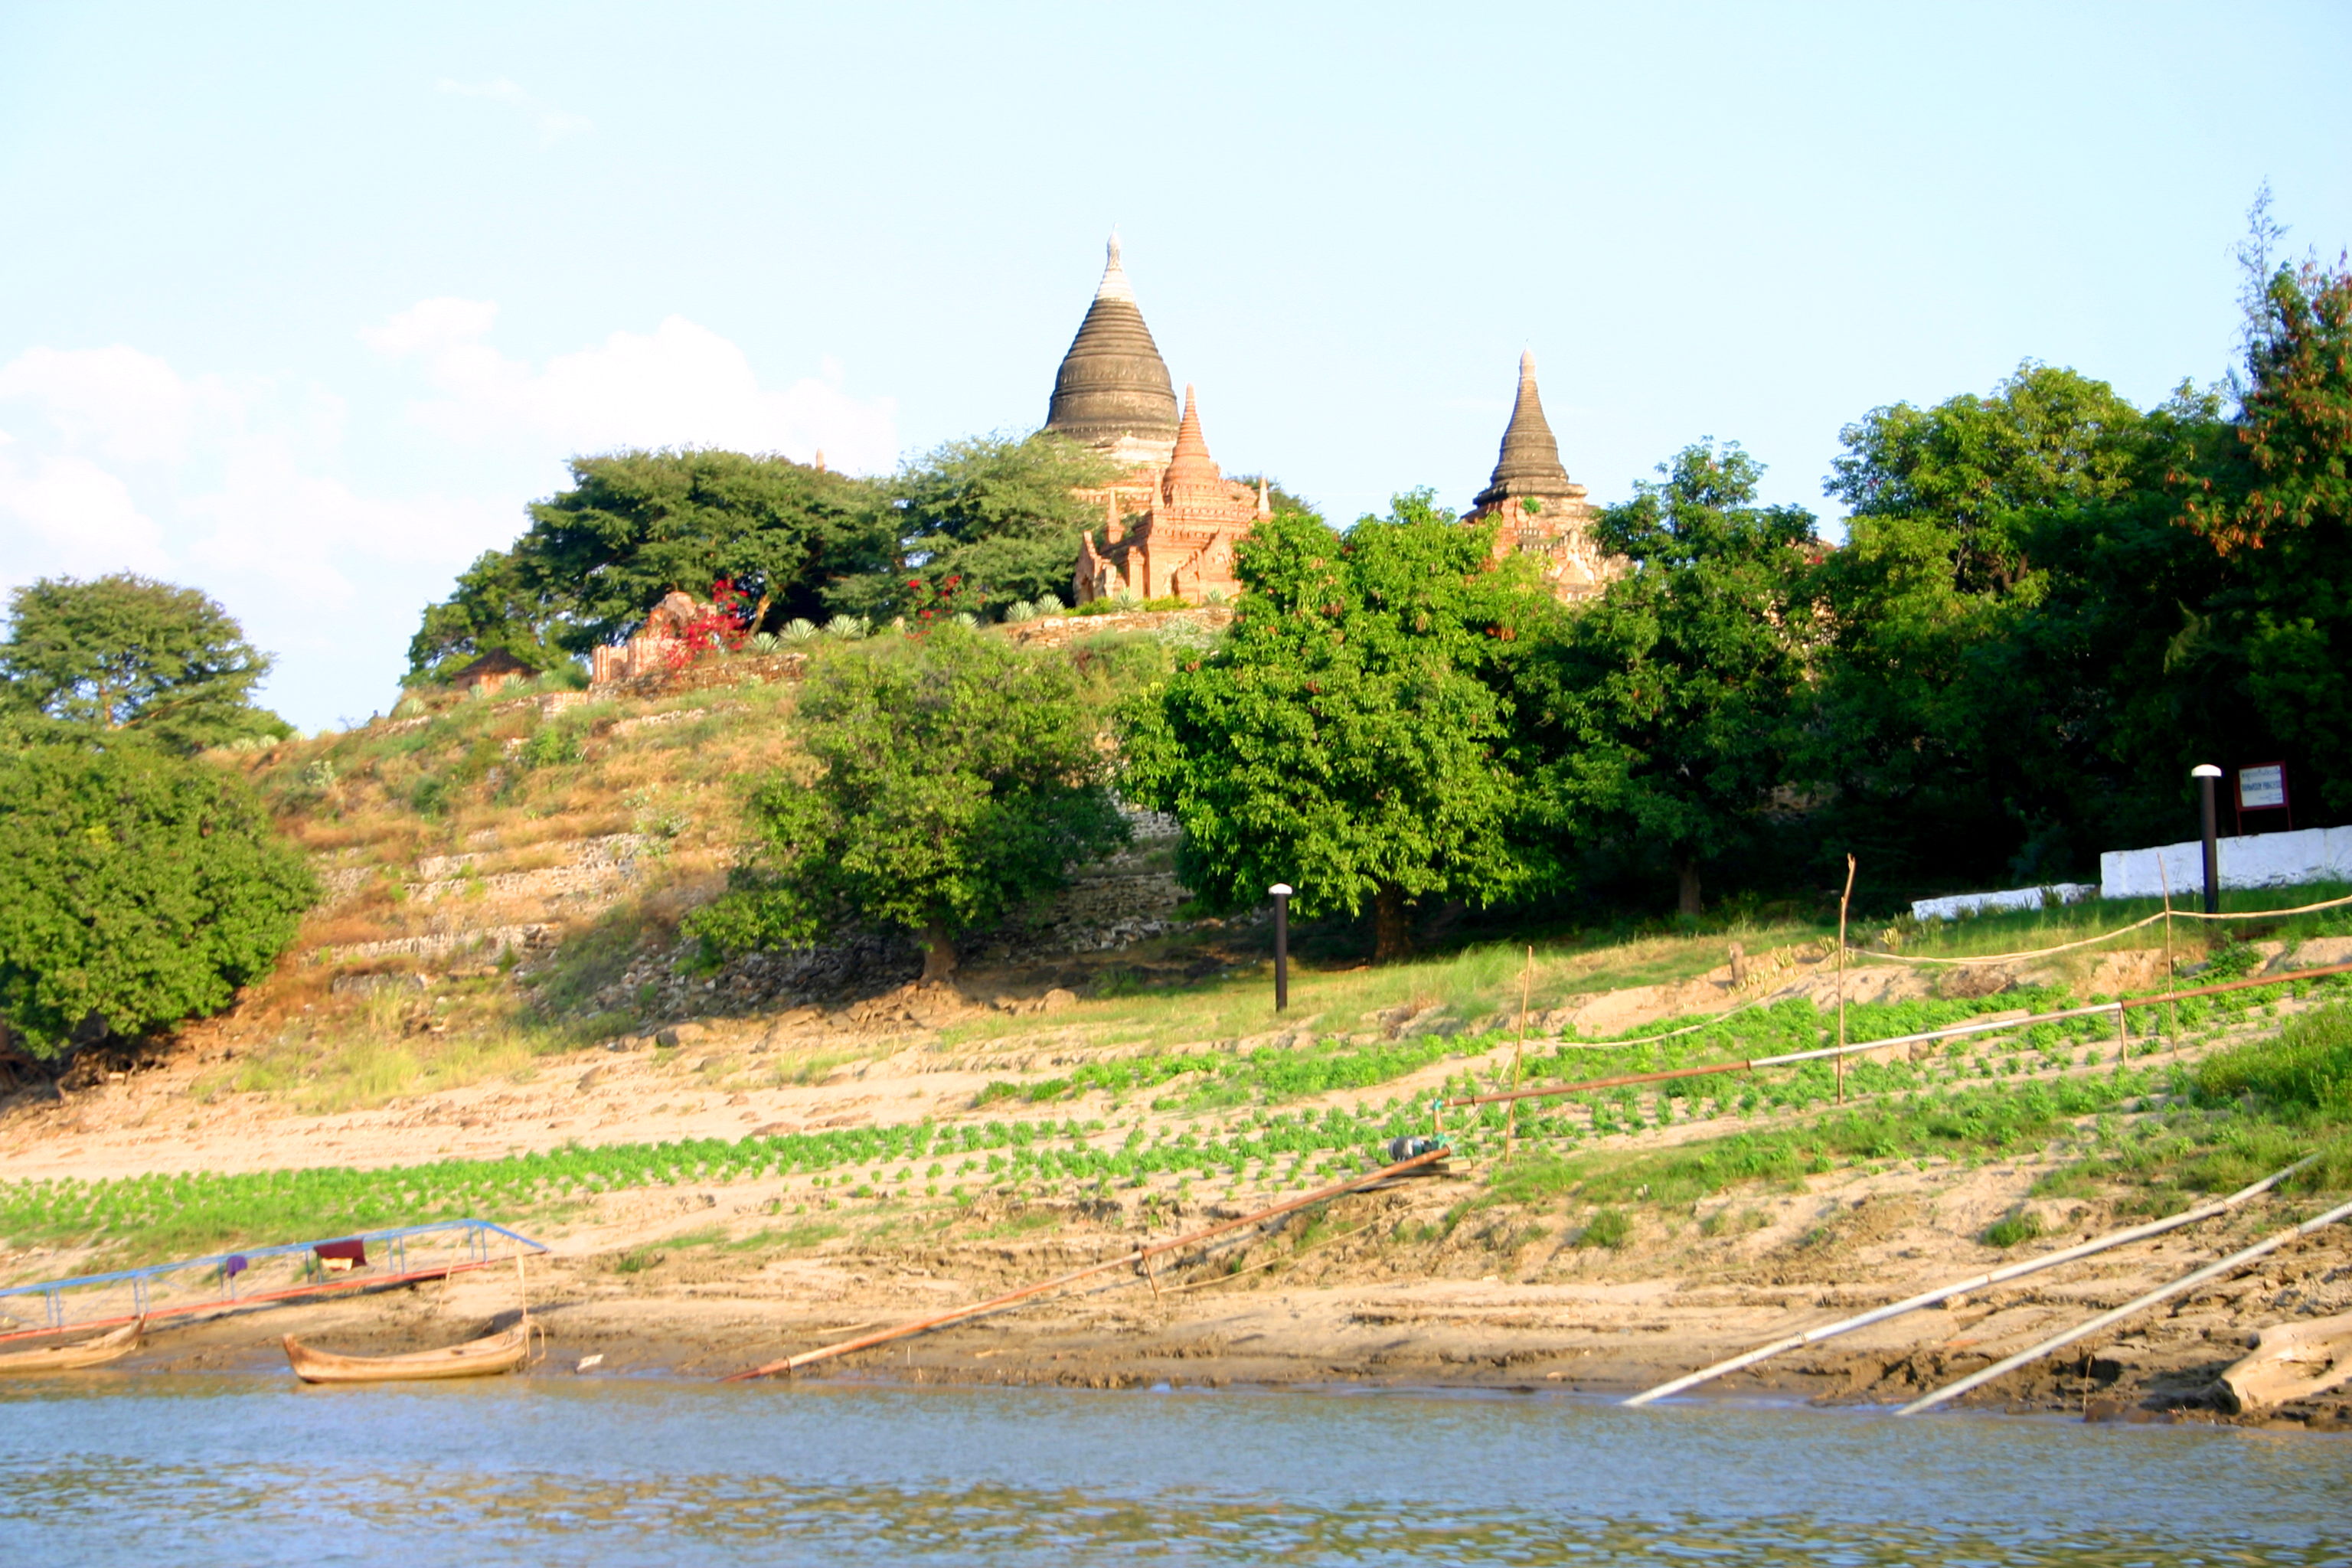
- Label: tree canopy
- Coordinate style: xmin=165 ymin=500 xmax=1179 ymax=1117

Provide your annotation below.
xmin=823 ymin=431 xmax=1119 ymax=621
xmin=1525 ymin=443 xmax=1821 ymax=914
xmin=0 ymin=739 xmax=316 ymax=1057
xmin=0 ymin=574 xmax=289 ymax=752
xmin=1121 ymin=495 xmax=1550 ymax=962
xmin=407 ymin=448 xmax=885 ymax=681
xmin=686 ymin=624 xmax=1129 ymax=982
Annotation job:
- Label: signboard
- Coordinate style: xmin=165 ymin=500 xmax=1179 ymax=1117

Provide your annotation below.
xmin=2239 ymin=764 xmax=2288 ymax=812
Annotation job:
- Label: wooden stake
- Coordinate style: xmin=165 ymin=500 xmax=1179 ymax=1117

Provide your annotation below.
xmin=1836 ymin=854 xmax=1855 ymax=1105
xmin=1506 ymin=946 xmax=1531 ymax=1158
xmin=2160 ymin=858 xmax=2179 ymax=1050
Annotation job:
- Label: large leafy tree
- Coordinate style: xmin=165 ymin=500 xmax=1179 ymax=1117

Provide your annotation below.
xmin=1526 ymin=443 xmax=1819 ymax=916
xmin=1807 ymin=366 xmax=2202 ymax=883
xmin=825 ymin=432 xmax=1118 ymax=621
xmin=1121 ymin=495 xmax=1550 ymax=962
xmin=0 ymin=739 xmax=316 ymax=1057
xmin=0 ymin=574 xmax=289 ymax=753
xmin=687 ymin=625 xmax=1129 ymax=983
xmin=407 ymin=449 xmax=887 ymax=681
xmin=2178 ymin=250 xmax=2352 ymax=814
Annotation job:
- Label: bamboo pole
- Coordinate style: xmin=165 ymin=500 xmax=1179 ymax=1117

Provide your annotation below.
xmin=1836 ymin=854 xmax=1854 ymax=1105
xmin=719 ymin=1147 xmax=1449 ymax=1382
xmin=1898 ymin=1191 xmax=2352 ymax=1415
xmin=1622 ymin=1155 xmax=2317 ymax=1406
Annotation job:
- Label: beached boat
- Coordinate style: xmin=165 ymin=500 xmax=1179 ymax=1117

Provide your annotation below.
xmin=2215 ymin=1312 xmax=2352 ymax=1414
xmin=0 ymin=1318 xmax=144 ymax=1375
xmin=282 ymin=1321 xmax=537 ymax=1384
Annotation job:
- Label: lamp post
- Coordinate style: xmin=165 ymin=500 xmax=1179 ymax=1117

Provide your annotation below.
xmin=1269 ymin=884 xmax=1293 ymax=1011
xmin=2192 ymin=765 xmax=2223 ymax=915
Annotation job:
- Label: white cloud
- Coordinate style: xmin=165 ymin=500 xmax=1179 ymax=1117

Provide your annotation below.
xmin=0 ymin=345 xmax=513 ymax=724
xmin=0 ymin=344 xmax=232 ymax=464
xmin=0 ymin=445 xmax=172 ymax=577
xmin=0 ymin=315 xmax=902 ymax=727
xmin=435 ymin=77 xmax=593 ymax=146
xmin=363 ymin=298 xmax=900 ymax=474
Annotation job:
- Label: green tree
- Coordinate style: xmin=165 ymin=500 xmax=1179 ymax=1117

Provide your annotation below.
xmin=1527 ymin=443 xmax=1818 ymax=915
xmin=0 ymin=740 xmax=316 ymax=1057
xmin=1120 ymin=495 xmax=1550 ymax=963
xmin=1808 ymin=366 xmax=2190 ymax=884
xmin=825 ymin=432 xmax=1118 ymax=621
xmin=0 ymin=574 xmax=289 ymax=752
xmin=687 ymin=625 xmax=1128 ymax=982
xmin=2177 ymin=250 xmax=2352 ymax=813
xmin=407 ymin=449 xmax=887 ymax=681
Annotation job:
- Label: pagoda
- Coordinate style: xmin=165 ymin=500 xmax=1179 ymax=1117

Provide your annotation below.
xmin=1050 ymin=235 xmax=1266 ymax=605
xmin=1074 ymin=385 xmax=1269 ymax=604
xmin=1466 ymin=351 xmax=1621 ymax=601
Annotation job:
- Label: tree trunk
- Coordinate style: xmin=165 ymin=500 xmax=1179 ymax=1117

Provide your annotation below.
xmin=1677 ymin=857 xmax=1703 ymax=918
xmin=1372 ymin=885 xmax=1413 ymax=965
xmin=920 ymin=923 xmax=959 ymax=985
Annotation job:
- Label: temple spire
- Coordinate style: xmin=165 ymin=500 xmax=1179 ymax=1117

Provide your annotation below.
xmin=1096 ymin=228 xmax=1135 ymax=303
xmin=1162 ymin=384 xmax=1221 ymax=493
xmin=1475 ymin=347 xmax=1572 ymax=508
xmin=1045 ymin=232 xmax=1178 ymax=463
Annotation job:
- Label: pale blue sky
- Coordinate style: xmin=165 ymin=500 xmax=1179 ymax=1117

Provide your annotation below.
xmin=3 ymin=2 xmax=2347 ymax=728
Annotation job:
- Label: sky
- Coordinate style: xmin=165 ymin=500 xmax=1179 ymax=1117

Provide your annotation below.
xmin=2 ymin=2 xmax=2348 ymax=731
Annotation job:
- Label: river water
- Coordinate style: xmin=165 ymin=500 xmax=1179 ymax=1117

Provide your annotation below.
xmin=2 ymin=1377 xmax=2346 ymax=1566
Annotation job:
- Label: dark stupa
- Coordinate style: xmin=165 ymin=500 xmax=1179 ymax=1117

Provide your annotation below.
xmin=1473 ymin=349 xmax=1581 ymax=511
xmin=1044 ymin=232 xmax=1181 ymax=467
xmin=1468 ymin=351 xmax=1619 ymax=601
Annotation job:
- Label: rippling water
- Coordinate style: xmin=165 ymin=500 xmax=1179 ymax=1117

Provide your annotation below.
xmin=2 ymin=1377 xmax=2346 ymax=1566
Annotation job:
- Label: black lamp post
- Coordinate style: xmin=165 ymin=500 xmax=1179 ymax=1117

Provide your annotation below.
xmin=1269 ymin=884 xmax=1292 ymax=1011
xmin=2192 ymin=764 xmax=2223 ymax=914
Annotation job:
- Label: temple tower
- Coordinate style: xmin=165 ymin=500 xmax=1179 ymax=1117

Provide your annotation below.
xmin=1467 ymin=350 xmax=1620 ymax=601
xmin=1075 ymin=385 xmax=1265 ymax=605
xmin=1044 ymin=233 xmax=1181 ymax=467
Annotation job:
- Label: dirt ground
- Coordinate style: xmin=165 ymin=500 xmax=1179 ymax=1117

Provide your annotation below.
xmin=8 ymin=940 xmax=2352 ymax=1431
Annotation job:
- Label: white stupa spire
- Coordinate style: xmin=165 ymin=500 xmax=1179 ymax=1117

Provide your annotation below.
xmin=1095 ymin=227 xmax=1136 ymax=303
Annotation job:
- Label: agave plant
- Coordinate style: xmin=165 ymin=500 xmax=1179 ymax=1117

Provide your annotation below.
xmin=1003 ymin=601 xmax=1037 ymax=624
xmin=824 ymin=615 xmax=868 ymax=639
xmin=1029 ymin=594 xmax=1065 ymax=619
xmin=952 ymin=611 xmax=980 ymax=629
xmin=779 ymin=617 xmax=819 ymax=642
xmin=748 ymin=631 xmax=782 ymax=654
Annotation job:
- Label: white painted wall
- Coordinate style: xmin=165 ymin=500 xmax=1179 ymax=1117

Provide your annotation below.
xmin=1912 ymin=884 xmax=2096 ymax=923
xmin=2099 ymin=826 xmax=2352 ymax=901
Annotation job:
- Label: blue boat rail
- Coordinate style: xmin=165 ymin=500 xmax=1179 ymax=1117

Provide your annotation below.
xmin=0 ymin=1217 xmax=545 ymax=1344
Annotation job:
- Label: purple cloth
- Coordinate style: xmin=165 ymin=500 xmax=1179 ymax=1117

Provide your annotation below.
xmin=223 ymin=1255 xmax=249 ymax=1279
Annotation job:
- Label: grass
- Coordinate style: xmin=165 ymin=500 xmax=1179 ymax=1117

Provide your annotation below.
xmin=1889 ymin=881 xmax=2352 ymax=962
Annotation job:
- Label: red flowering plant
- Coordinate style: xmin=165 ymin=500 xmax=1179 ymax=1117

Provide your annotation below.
xmin=905 ymin=573 xmax=968 ymax=629
xmin=661 ymin=579 xmax=757 ymax=670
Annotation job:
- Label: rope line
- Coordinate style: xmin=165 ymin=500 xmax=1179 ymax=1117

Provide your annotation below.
xmin=1854 ymin=889 xmax=2352 ymax=967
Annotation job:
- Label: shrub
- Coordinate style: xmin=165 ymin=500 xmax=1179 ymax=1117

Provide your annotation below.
xmin=1981 ymin=1210 xmax=2044 ymax=1248
xmin=1578 ymin=1207 xmax=1632 ymax=1249
xmin=2194 ymin=1003 xmax=2352 ymax=1118
xmin=0 ymin=740 xmax=316 ymax=1055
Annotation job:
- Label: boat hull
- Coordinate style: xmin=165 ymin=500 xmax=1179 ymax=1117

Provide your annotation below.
xmin=282 ymin=1324 xmax=533 ymax=1384
xmin=0 ymin=1318 xmax=144 ymax=1375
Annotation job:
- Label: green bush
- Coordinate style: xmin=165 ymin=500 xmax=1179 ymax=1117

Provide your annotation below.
xmin=0 ymin=740 xmax=316 ymax=1055
xmin=2194 ymin=1003 xmax=2352 ymax=1117
xmin=1578 ymin=1207 xmax=1632 ymax=1249
xmin=1981 ymin=1210 xmax=2044 ymax=1248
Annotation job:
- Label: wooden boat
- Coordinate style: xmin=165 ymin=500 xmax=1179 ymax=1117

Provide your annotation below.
xmin=282 ymin=1321 xmax=537 ymax=1384
xmin=2215 ymin=1312 xmax=2352 ymax=1414
xmin=0 ymin=1318 xmax=144 ymax=1375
